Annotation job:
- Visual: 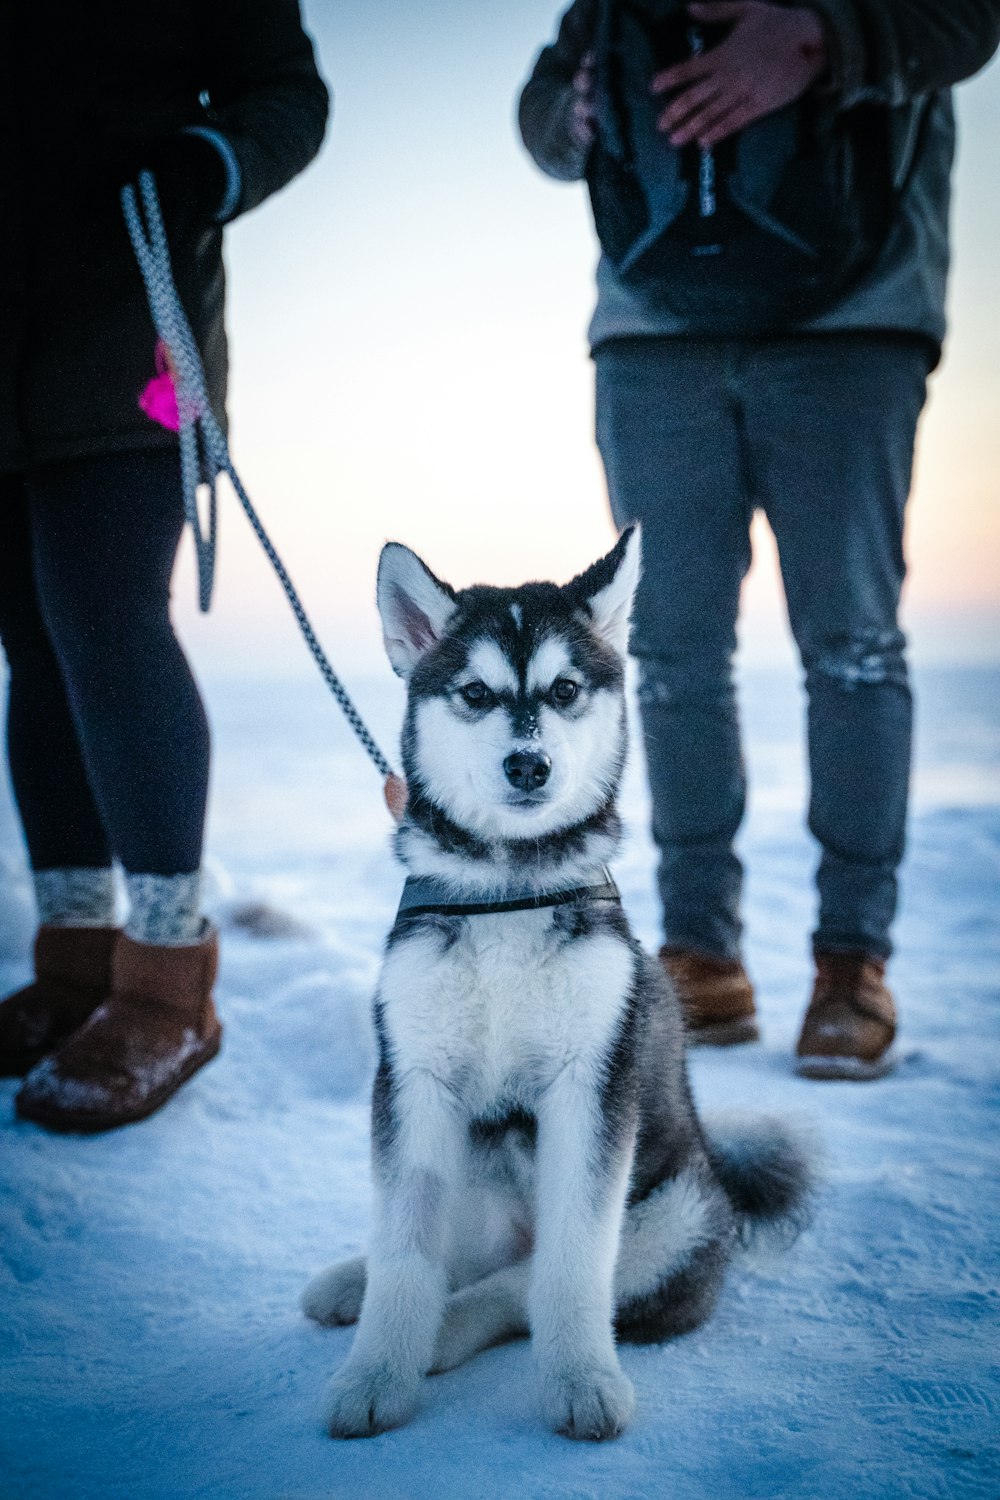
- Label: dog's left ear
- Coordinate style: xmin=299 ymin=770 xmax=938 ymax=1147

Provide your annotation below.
xmin=377 ymin=542 xmax=458 ymax=678
xmin=566 ymin=525 xmax=641 ymax=653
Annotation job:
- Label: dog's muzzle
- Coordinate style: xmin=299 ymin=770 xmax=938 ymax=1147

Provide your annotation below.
xmin=503 ymin=751 xmax=551 ymax=792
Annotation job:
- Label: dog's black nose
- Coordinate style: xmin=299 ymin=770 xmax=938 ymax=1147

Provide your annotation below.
xmin=503 ymin=750 xmax=552 ymax=791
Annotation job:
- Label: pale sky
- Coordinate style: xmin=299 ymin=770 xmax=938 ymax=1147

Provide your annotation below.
xmin=174 ymin=1 xmax=1000 ymax=675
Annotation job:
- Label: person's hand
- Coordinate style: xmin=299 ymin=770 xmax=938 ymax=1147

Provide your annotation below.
xmin=569 ymin=50 xmax=598 ymax=150
xmin=650 ymin=2 xmax=828 ymax=149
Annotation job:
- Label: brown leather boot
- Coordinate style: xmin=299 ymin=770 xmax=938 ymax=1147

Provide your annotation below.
xmin=0 ymin=926 xmax=119 ymax=1077
xmin=795 ymin=951 xmax=897 ymax=1080
xmin=15 ymin=925 xmax=222 ymax=1132
xmin=660 ymin=946 xmax=759 ymax=1046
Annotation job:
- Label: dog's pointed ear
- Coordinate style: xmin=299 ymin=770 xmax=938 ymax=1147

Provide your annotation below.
xmin=566 ymin=525 xmax=641 ymax=653
xmin=377 ymin=542 xmax=458 ymax=678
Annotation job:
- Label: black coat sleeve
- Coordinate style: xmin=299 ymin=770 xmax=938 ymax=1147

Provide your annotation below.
xmin=809 ymin=0 xmax=1000 ymax=104
xmin=199 ymin=0 xmax=330 ymax=219
xmin=518 ymin=0 xmax=600 ymax=181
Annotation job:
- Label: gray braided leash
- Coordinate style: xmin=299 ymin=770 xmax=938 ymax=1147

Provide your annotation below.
xmin=121 ymin=171 xmax=395 ymax=782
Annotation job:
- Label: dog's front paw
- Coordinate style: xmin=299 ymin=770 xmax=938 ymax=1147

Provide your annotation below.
xmin=322 ymin=1361 xmax=421 ymax=1439
xmin=301 ymin=1256 xmax=367 ymax=1327
xmin=540 ymin=1363 xmax=635 ymax=1441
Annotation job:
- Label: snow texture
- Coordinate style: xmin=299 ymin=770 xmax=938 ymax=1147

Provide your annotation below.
xmin=1 ymin=665 xmax=997 ymax=1500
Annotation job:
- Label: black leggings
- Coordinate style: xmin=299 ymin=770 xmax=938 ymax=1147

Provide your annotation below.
xmin=0 ymin=450 xmax=209 ymax=875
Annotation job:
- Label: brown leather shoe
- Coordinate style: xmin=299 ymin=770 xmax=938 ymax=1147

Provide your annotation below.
xmin=0 ymin=926 xmax=119 ymax=1078
xmin=795 ymin=951 xmax=897 ymax=1080
xmin=15 ymin=925 xmax=222 ymax=1132
xmin=660 ymin=946 xmax=759 ymax=1046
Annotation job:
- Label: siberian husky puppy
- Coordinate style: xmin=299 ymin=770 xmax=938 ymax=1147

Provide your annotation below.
xmin=303 ymin=528 xmax=813 ymax=1441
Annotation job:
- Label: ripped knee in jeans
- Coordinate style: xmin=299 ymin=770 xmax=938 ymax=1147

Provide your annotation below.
xmin=807 ymin=631 xmax=908 ymax=690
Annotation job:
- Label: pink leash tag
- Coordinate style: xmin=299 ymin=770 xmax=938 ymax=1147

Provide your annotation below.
xmin=138 ymin=340 xmax=180 ymax=432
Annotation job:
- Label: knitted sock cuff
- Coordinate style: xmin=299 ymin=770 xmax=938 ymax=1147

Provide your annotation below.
xmin=124 ymin=871 xmax=203 ymax=946
xmin=34 ymin=868 xmax=116 ymax=928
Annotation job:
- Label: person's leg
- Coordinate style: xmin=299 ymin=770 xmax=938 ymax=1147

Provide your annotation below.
xmin=13 ymin=450 xmax=220 ymax=1128
xmin=745 ymin=334 xmax=930 ymax=959
xmin=0 ymin=473 xmax=115 ymax=924
xmin=743 ymin=333 xmax=931 ymax=1075
xmin=25 ymin=449 xmax=211 ymax=942
xmin=595 ymin=338 xmax=753 ymax=962
xmin=0 ymin=473 xmax=118 ymax=1075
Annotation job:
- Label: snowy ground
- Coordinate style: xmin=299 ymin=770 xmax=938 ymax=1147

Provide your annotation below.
xmin=1 ymin=662 xmax=998 ymax=1500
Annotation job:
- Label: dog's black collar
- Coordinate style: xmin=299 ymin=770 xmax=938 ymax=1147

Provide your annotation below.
xmin=395 ymin=867 xmax=621 ymax=920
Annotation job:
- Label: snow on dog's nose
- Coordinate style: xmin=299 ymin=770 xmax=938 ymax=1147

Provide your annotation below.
xmin=503 ymin=750 xmax=552 ymax=792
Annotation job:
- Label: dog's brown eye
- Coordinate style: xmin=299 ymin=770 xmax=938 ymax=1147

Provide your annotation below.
xmin=460 ymin=681 xmax=493 ymax=708
xmin=552 ymin=678 xmax=579 ymax=705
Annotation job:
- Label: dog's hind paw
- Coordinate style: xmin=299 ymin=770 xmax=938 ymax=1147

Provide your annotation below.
xmin=430 ymin=1296 xmax=503 ymax=1373
xmin=301 ymin=1256 xmax=367 ymax=1326
xmin=430 ymin=1265 xmax=531 ymax=1374
xmin=322 ymin=1361 xmax=421 ymax=1439
xmin=540 ymin=1362 xmax=635 ymax=1441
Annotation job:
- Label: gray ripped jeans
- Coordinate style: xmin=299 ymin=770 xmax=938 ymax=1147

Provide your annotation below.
xmin=595 ymin=332 xmax=932 ymax=961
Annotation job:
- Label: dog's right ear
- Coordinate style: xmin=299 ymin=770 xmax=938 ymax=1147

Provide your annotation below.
xmin=565 ymin=524 xmax=641 ymax=655
xmin=377 ymin=543 xmax=458 ymax=679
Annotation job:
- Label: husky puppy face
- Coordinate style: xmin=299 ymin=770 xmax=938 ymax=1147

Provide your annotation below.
xmin=377 ymin=529 xmax=641 ymax=848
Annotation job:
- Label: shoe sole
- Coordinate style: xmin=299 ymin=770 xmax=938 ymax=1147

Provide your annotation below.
xmin=14 ymin=1027 xmax=223 ymax=1134
xmin=794 ymin=1046 xmax=897 ymax=1081
xmin=686 ymin=1016 xmax=761 ymax=1047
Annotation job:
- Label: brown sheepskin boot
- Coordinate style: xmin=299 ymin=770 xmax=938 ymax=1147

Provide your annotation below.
xmin=794 ymin=951 xmax=897 ymax=1080
xmin=660 ymin=946 xmax=759 ymax=1046
xmin=0 ymin=926 xmax=119 ymax=1078
xmin=15 ymin=925 xmax=222 ymax=1132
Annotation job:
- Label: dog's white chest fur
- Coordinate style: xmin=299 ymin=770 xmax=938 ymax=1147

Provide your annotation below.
xmin=381 ymin=911 xmax=632 ymax=1111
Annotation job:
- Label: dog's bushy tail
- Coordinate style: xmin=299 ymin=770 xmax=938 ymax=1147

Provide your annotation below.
xmin=703 ymin=1112 xmax=819 ymax=1247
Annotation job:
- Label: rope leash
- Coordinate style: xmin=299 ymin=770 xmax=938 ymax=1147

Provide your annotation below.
xmin=121 ymin=172 xmax=400 ymax=796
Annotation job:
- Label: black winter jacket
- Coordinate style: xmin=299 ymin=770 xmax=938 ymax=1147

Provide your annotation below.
xmin=520 ymin=0 xmax=1000 ymax=179
xmin=0 ymin=1 xmax=329 ymax=472
xmin=810 ymin=0 xmax=1000 ymax=102
xmin=519 ymin=0 xmax=998 ymax=348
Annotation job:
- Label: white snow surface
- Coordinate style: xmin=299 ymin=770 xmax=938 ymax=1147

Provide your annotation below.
xmin=1 ymin=664 xmax=998 ymax=1500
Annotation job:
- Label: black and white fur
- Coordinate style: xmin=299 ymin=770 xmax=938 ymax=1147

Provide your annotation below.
xmin=303 ymin=529 xmax=813 ymax=1440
